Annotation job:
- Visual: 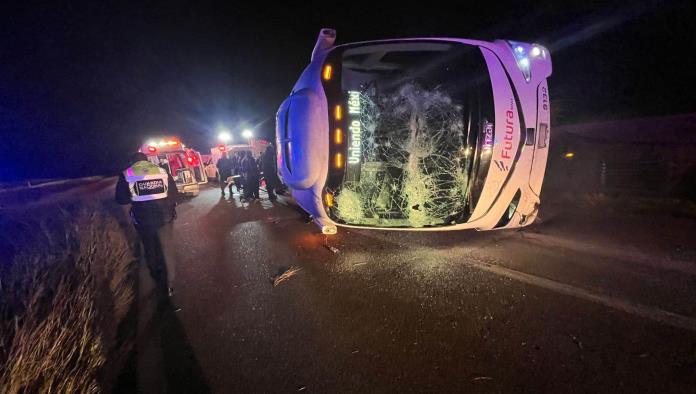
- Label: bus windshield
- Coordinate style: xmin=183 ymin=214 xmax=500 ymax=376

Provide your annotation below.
xmin=325 ymin=41 xmax=494 ymax=228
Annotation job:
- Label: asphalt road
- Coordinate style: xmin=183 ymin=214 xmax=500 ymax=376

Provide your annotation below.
xmin=135 ymin=185 xmax=696 ymax=393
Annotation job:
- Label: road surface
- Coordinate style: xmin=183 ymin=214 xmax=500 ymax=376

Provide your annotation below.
xmin=133 ymin=185 xmax=696 ymax=393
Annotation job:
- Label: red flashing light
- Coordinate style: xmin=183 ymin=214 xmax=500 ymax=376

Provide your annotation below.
xmin=187 ymin=156 xmax=194 ymax=164
xmin=218 ymin=144 xmax=226 ymax=152
xmin=147 ymin=146 xmax=157 ymax=153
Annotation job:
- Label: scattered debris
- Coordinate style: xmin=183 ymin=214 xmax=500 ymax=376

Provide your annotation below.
xmin=352 ymin=350 xmax=359 ymax=354
xmin=471 ymin=376 xmax=493 ymax=382
xmin=569 ymin=334 xmax=584 ymax=350
xmin=325 ymin=245 xmax=339 ymax=254
xmin=353 ymin=262 xmax=367 ymax=267
xmin=273 ymin=266 xmax=302 ymax=287
xmin=639 ymin=353 xmax=650 ymax=358
xmin=297 ymin=385 xmax=307 ymax=392
xmin=174 ymin=307 xmax=182 ymax=312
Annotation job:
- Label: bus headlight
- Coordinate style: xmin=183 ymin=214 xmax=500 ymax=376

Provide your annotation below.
xmin=507 ymin=41 xmax=533 ymax=82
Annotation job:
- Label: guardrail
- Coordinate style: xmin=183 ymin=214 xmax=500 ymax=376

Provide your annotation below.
xmin=0 ymin=176 xmax=112 ymax=193
xmin=0 ymin=176 xmax=118 ymax=208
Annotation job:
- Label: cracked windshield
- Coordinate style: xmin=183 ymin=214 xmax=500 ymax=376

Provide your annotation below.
xmin=328 ymin=42 xmax=494 ymax=227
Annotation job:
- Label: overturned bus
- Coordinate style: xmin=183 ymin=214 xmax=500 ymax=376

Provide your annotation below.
xmin=276 ymin=29 xmax=552 ymax=234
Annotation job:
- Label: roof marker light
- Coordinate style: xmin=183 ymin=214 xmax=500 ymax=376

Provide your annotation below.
xmin=324 ymin=192 xmax=334 ymax=207
xmin=323 ymin=64 xmax=333 ymax=81
xmin=334 ymin=152 xmax=344 ymax=168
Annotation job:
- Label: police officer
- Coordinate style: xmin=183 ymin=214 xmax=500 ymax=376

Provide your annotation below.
xmin=115 ymin=152 xmax=179 ymax=304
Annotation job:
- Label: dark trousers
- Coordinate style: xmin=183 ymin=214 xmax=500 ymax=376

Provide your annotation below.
xmin=244 ymin=174 xmax=260 ymax=199
xmin=136 ymin=225 xmax=169 ymax=299
xmin=266 ymin=183 xmax=276 ymax=200
xmin=264 ymin=176 xmax=277 ymax=200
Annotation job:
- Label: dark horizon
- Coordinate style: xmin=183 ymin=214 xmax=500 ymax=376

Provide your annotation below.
xmin=1 ymin=0 xmax=694 ymax=181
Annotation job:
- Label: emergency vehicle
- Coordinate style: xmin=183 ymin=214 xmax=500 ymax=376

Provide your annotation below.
xmin=276 ymin=29 xmax=552 ymax=234
xmin=205 ymin=140 xmax=271 ymax=181
xmin=139 ymin=137 xmax=203 ymax=197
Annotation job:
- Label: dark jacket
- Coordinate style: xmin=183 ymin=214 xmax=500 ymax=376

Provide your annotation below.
xmin=261 ymin=148 xmax=279 ymax=186
xmin=217 ymin=157 xmax=233 ymax=179
xmin=242 ymin=155 xmax=259 ymax=176
xmin=115 ymin=169 xmax=179 ymax=228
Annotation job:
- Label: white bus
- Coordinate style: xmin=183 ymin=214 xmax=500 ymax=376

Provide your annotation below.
xmin=276 ymin=29 xmax=552 ymax=234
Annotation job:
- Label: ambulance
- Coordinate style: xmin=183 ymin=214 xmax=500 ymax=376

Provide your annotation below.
xmin=139 ymin=137 xmax=205 ymax=197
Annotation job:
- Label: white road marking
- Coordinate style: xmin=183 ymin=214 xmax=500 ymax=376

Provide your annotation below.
xmin=458 ymin=255 xmax=696 ymax=332
xmin=519 ymin=232 xmax=696 ymax=276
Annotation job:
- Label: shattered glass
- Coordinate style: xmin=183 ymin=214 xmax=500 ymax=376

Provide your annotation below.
xmin=333 ymin=84 xmax=471 ymax=227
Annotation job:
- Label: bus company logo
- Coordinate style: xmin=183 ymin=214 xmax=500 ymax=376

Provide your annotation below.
xmin=494 ymin=160 xmax=509 ymax=172
xmin=347 ymin=91 xmax=362 ymax=165
xmin=501 ymin=99 xmax=515 ymax=160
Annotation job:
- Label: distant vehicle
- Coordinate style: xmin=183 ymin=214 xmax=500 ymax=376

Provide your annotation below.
xmin=205 ymin=140 xmax=271 ymax=181
xmin=139 ymin=137 xmax=203 ymax=196
xmin=186 ymin=148 xmax=208 ymax=184
xmin=276 ymin=29 xmax=552 ymax=234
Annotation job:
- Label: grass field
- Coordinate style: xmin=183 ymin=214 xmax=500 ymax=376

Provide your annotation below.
xmin=0 ymin=201 xmax=136 ymax=393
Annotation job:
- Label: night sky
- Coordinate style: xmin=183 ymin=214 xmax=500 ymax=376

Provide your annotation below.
xmin=1 ymin=0 xmax=694 ymax=181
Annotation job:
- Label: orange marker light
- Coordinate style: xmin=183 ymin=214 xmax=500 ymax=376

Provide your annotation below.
xmin=324 ymin=192 xmax=334 ymax=207
xmin=334 ymin=105 xmax=343 ymax=121
xmin=335 ymin=128 xmax=343 ymax=144
xmin=323 ymin=64 xmax=333 ymax=81
xmin=335 ymin=153 xmax=344 ymax=168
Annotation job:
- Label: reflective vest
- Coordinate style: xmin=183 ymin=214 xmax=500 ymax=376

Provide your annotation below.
xmin=124 ymin=161 xmax=169 ymax=202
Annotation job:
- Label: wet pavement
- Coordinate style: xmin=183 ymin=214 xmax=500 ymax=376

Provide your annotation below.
xmin=136 ymin=185 xmax=696 ymax=393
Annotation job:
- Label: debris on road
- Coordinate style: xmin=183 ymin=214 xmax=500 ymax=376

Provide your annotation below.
xmin=569 ymin=334 xmax=584 ymax=350
xmin=297 ymin=385 xmax=307 ymax=392
xmin=325 ymin=244 xmax=339 ymax=254
xmin=273 ymin=266 xmax=302 ymax=287
xmin=471 ymin=376 xmax=493 ymax=382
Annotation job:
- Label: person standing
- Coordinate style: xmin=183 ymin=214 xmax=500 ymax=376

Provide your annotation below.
xmin=232 ymin=152 xmax=245 ymax=195
xmin=115 ymin=152 xmax=179 ymax=304
xmin=261 ymin=145 xmax=279 ymax=201
xmin=242 ymin=151 xmax=260 ymax=201
xmin=216 ymin=152 xmax=234 ymax=197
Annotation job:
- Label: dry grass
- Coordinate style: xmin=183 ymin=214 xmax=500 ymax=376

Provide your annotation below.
xmin=0 ymin=204 xmax=135 ymax=393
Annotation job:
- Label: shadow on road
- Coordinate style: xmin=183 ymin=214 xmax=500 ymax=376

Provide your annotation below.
xmin=157 ymin=298 xmax=211 ymax=394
